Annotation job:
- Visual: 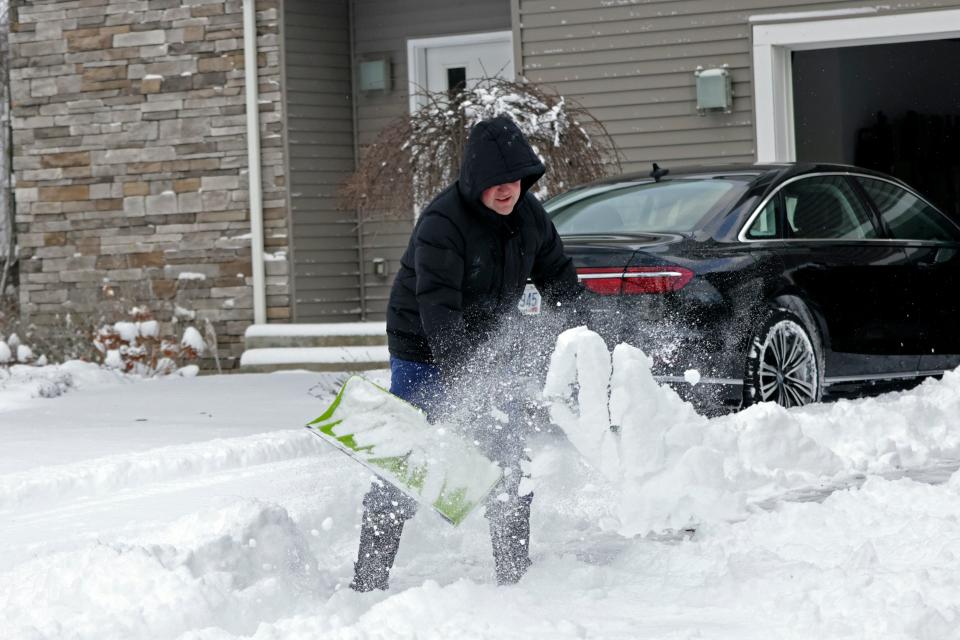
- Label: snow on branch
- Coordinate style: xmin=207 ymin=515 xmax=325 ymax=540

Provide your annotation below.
xmin=341 ymin=76 xmax=620 ymax=218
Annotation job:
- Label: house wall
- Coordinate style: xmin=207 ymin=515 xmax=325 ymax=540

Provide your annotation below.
xmin=282 ymin=0 xmax=511 ymax=322
xmin=8 ymin=0 xmax=289 ymax=367
xmin=515 ymin=0 xmax=960 ymax=173
xmin=351 ymin=0 xmax=511 ymax=321
xmin=283 ymin=0 xmax=361 ymax=322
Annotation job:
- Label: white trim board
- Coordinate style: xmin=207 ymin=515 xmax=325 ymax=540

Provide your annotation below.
xmin=752 ymin=8 xmax=960 ymax=163
xmin=406 ymin=30 xmax=513 ymax=113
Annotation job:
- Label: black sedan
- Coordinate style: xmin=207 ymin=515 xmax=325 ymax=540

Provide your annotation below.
xmin=541 ymin=162 xmax=960 ymax=414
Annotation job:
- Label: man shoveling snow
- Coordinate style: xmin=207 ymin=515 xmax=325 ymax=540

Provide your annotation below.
xmin=349 ymin=116 xmax=582 ymax=591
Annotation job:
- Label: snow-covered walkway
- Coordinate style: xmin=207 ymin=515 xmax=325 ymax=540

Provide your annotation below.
xmin=2 ymin=360 xmax=960 ymax=639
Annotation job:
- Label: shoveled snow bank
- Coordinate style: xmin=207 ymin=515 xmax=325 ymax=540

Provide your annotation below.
xmin=0 ymin=361 xmax=133 ymax=414
xmin=5 ymin=463 xmax=960 ymax=640
xmin=3 ymin=353 xmax=960 ymax=639
xmin=543 ymin=327 xmax=960 ymax=535
xmin=0 ymin=430 xmax=323 ymax=510
xmin=0 ymin=501 xmax=321 ymax=639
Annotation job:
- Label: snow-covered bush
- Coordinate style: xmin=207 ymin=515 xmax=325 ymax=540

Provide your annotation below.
xmin=15 ymin=343 xmax=33 ymax=363
xmin=0 ymin=290 xmax=217 ymax=374
xmin=341 ymin=75 xmax=620 ymax=217
xmin=1 ymin=293 xmax=100 ymax=366
xmin=94 ymin=307 xmax=203 ymax=376
xmin=0 ymin=332 xmax=43 ymax=367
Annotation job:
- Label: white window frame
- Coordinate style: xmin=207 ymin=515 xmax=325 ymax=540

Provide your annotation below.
xmin=406 ymin=30 xmax=514 ymax=113
xmin=751 ymin=8 xmax=960 ymax=162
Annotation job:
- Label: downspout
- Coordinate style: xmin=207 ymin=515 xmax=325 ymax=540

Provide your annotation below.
xmin=243 ymin=0 xmax=267 ymax=324
xmin=0 ymin=1 xmax=11 ymax=295
xmin=510 ymin=0 xmax=522 ymax=79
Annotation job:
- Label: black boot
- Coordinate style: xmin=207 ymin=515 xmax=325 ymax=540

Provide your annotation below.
xmin=486 ymin=492 xmax=533 ymax=585
xmin=350 ymin=481 xmax=417 ymax=592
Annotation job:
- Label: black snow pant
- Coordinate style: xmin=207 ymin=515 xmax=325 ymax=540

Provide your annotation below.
xmin=350 ymin=357 xmax=533 ymax=592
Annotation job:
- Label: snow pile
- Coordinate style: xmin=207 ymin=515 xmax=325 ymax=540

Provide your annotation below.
xmin=541 ymin=327 xmax=622 ymax=480
xmin=0 ymin=501 xmax=319 ymax=639
xmin=544 ymin=327 xmax=960 ymax=535
xmin=0 ymin=429 xmax=324 ymax=509
xmin=0 ymin=360 xmax=132 ymax=413
xmin=682 ymin=474 xmax=960 ymax=639
xmin=4 ymin=362 xmax=960 ymax=638
xmin=6 ymin=468 xmax=960 ymax=639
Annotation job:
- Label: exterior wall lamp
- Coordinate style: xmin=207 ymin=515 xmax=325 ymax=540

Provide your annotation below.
xmin=359 ymin=58 xmax=391 ymax=92
xmin=695 ymin=65 xmax=733 ymax=114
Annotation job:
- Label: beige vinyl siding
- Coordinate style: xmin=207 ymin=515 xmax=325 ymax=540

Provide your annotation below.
xmin=351 ymin=0 xmax=512 ymax=320
xmin=516 ymin=0 xmax=960 ymax=173
xmin=284 ymin=0 xmax=361 ymax=322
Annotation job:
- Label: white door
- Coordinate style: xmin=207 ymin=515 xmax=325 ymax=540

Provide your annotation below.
xmin=408 ymin=32 xmax=514 ymax=111
xmin=424 ymin=40 xmax=513 ymax=94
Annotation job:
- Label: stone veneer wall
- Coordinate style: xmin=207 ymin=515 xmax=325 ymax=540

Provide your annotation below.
xmin=8 ymin=0 xmax=290 ymax=368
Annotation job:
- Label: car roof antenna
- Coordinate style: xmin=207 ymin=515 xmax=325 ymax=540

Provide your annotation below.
xmin=650 ymin=162 xmax=669 ymax=182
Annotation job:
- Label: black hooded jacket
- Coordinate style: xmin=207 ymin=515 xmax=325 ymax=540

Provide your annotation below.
xmin=386 ymin=116 xmax=581 ymax=371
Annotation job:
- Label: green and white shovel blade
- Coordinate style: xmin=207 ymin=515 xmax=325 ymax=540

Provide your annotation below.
xmin=306 ymin=375 xmax=503 ymax=526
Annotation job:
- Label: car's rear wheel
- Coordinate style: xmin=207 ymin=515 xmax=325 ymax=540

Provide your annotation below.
xmin=744 ymin=308 xmax=823 ymax=409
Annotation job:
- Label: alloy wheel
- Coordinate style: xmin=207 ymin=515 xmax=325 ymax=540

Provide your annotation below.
xmin=757 ymin=319 xmax=819 ymax=408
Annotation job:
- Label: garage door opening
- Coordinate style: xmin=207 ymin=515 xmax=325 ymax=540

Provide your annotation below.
xmin=793 ymin=39 xmax=960 ymax=217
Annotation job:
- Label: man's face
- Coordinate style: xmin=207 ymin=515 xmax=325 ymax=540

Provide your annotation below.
xmin=480 ymin=180 xmax=522 ymax=216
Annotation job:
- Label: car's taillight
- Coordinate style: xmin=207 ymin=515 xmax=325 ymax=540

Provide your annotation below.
xmin=577 ymin=266 xmax=694 ymax=295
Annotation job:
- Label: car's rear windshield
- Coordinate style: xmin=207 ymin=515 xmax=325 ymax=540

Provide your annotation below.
xmin=545 ymin=177 xmax=751 ymax=234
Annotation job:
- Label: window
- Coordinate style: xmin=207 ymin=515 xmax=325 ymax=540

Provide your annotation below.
xmin=857 ymin=177 xmax=960 ymax=242
xmin=746 ymin=198 xmax=779 ymax=239
xmin=446 ymin=66 xmax=466 ymax=97
xmin=781 ymin=176 xmax=878 ymax=240
xmin=547 ymin=178 xmax=749 ymax=235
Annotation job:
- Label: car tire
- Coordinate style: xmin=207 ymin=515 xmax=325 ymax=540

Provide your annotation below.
xmin=743 ymin=306 xmax=824 ymax=409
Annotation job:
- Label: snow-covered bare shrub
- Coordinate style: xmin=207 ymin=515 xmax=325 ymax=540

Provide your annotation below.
xmin=0 ymin=289 xmax=219 ymax=373
xmin=341 ymin=76 xmax=620 ymax=218
xmin=0 ymin=296 xmax=23 ymax=367
xmin=1 ymin=294 xmax=99 ymax=365
xmin=0 ymin=318 xmax=44 ymax=369
xmin=0 ymin=337 xmax=43 ymax=368
xmin=94 ymin=307 xmax=203 ymax=376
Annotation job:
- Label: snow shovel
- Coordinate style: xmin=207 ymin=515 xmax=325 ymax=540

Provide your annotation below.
xmin=306 ymin=375 xmax=503 ymax=525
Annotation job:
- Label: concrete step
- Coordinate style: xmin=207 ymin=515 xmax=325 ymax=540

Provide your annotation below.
xmin=239 ymin=346 xmax=390 ymax=373
xmin=243 ymin=322 xmax=387 ymax=349
xmin=240 ymin=323 xmax=389 ymax=373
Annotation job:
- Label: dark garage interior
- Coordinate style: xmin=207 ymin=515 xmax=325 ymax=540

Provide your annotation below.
xmin=792 ymin=39 xmax=960 ymax=217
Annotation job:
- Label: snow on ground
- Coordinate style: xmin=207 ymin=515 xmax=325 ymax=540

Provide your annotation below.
xmin=543 ymin=327 xmax=960 ymax=535
xmin=2 ymin=351 xmax=960 ymax=639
